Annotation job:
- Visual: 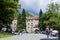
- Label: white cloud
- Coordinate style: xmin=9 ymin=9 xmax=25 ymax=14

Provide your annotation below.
xmin=20 ymin=0 xmax=40 ymax=13
xmin=19 ymin=0 xmax=60 ymax=15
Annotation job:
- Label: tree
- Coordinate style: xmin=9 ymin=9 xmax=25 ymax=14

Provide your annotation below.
xmin=0 ymin=0 xmax=18 ymax=23
xmin=22 ymin=9 xmax=26 ymax=29
xmin=21 ymin=9 xmax=26 ymax=29
xmin=0 ymin=0 xmax=18 ymax=32
xmin=47 ymin=3 xmax=60 ymax=29
xmin=48 ymin=3 xmax=60 ymax=12
xmin=38 ymin=9 xmax=43 ymax=30
xmin=17 ymin=14 xmax=22 ymax=30
xmin=17 ymin=1 xmax=22 ymax=30
xmin=39 ymin=3 xmax=60 ymax=31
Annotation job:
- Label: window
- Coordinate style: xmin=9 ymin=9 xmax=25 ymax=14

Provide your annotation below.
xmin=35 ymin=19 xmax=37 ymax=21
xmin=31 ymin=23 xmax=33 ymax=27
xmin=26 ymin=20 xmax=30 ymax=22
xmin=29 ymin=20 xmax=30 ymax=22
xmin=28 ymin=23 xmax=30 ymax=25
xmin=28 ymin=27 xmax=30 ymax=28
xmin=14 ymin=23 xmax=16 ymax=25
xmin=31 ymin=23 xmax=33 ymax=24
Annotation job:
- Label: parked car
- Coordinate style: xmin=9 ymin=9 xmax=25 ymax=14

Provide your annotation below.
xmin=22 ymin=29 xmax=26 ymax=33
xmin=51 ymin=30 xmax=58 ymax=36
xmin=41 ymin=31 xmax=46 ymax=34
xmin=19 ymin=29 xmax=28 ymax=33
xmin=12 ymin=30 xmax=20 ymax=35
xmin=14 ymin=32 xmax=20 ymax=35
xmin=34 ymin=29 xmax=40 ymax=33
xmin=12 ymin=31 xmax=20 ymax=35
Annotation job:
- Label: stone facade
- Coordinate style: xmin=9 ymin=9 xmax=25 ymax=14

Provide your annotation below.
xmin=11 ymin=19 xmax=17 ymax=32
xmin=26 ymin=16 xmax=39 ymax=33
xmin=11 ymin=16 xmax=39 ymax=33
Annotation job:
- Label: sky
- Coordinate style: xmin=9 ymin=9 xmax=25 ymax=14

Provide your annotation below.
xmin=19 ymin=0 xmax=60 ymax=16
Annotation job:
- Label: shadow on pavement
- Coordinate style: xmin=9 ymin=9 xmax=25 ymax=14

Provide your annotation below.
xmin=40 ymin=38 xmax=58 ymax=40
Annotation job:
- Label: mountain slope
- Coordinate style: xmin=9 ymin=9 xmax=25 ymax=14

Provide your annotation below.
xmin=26 ymin=12 xmax=33 ymax=16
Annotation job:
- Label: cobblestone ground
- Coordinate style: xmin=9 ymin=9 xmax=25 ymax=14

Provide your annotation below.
xmin=0 ymin=33 xmax=58 ymax=40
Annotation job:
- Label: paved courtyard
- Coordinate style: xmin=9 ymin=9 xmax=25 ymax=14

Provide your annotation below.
xmin=0 ymin=33 xmax=58 ymax=40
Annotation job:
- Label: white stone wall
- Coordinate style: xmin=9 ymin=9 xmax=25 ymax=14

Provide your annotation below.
xmin=26 ymin=19 xmax=38 ymax=33
xmin=11 ymin=18 xmax=39 ymax=33
xmin=11 ymin=19 xmax=17 ymax=32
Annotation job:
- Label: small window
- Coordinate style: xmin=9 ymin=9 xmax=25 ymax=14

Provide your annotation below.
xmin=14 ymin=23 xmax=16 ymax=25
xmin=28 ymin=27 xmax=30 ymax=28
xmin=28 ymin=23 xmax=30 ymax=25
xmin=35 ymin=19 xmax=37 ymax=21
xmin=27 ymin=20 xmax=30 ymax=22
xmin=31 ymin=23 xmax=33 ymax=24
xmin=29 ymin=20 xmax=30 ymax=22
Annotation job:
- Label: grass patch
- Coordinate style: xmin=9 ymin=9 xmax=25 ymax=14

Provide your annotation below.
xmin=0 ymin=34 xmax=12 ymax=38
xmin=0 ymin=31 xmax=14 ymax=38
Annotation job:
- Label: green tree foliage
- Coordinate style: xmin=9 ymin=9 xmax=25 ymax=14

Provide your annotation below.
xmin=48 ymin=3 xmax=60 ymax=12
xmin=17 ymin=8 xmax=33 ymax=30
xmin=17 ymin=14 xmax=22 ymax=30
xmin=0 ymin=0 xmax=18 ymax=24
xmin=21 ymin=9 xmax=26 ymax=29
xmin=38 ymin=9 xmax=43 ymax=30
xmin=46 ymin=3 xmax=60 ymax=29
xmin=17 ymin=9 xmax=26 ymax=30
xmin=0 ymin=0 xmax=18 ymax=32
xmin=39 ymin=3 xmax=60 ymax=30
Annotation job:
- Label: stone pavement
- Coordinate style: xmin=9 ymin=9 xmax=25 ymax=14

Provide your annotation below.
xmin=0 ymin=33 xmax=58 ymax=40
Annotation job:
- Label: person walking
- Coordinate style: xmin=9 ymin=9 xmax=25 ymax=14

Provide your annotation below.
xmin=45 ymin=26 xmax=50 ymax=38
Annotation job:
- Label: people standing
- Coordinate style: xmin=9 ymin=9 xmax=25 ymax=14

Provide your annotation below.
xmin=45 ymin=26 xmax=50 ymax=38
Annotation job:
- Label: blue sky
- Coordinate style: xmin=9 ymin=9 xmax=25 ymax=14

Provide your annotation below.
xmin=19 ymin=0 xmax=60 ymax=16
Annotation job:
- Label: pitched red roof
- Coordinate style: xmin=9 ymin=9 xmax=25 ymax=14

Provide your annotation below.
xmin=26 ymin=16 xmax=39 ymax=20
